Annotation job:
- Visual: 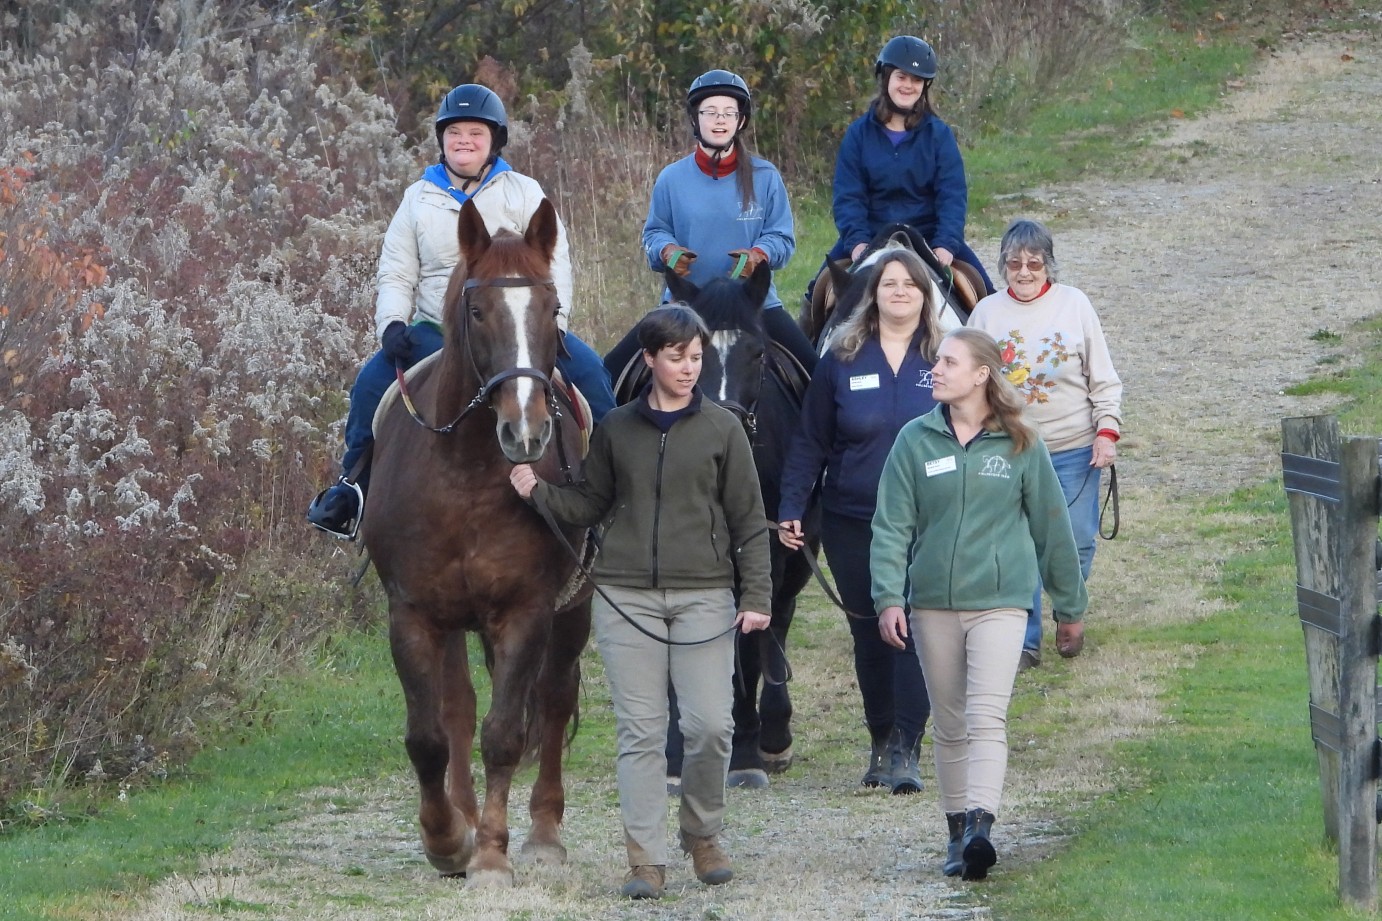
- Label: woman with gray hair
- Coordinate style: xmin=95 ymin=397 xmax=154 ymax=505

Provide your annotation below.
xmin=967 ymin=218 xmax=1122 ymax=669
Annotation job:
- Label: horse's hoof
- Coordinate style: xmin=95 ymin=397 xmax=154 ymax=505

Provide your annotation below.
xmin=423 ymin=824 xmax=475 ymax=876
xmin=426 ymin=848 xmax=470 ymax=877
xmin=759 ymin=744 xmax=794 ymax=774
xmin=726 ymin=768 xmax=770 ymax=789
xmin=466 ymin=867 xmax=516 ymax=889
xmin=519 ymin=839 xmax=568 ymax=865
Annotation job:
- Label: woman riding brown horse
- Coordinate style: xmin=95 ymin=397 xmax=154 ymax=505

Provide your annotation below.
xmin=364 ymin=197 xmax=592 ymax=886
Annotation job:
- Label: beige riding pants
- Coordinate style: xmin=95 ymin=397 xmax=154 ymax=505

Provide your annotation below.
xmin=911 ymin=606 xmax=1026 ymax=815
xmin=593 ymin=585 xmax=736 ymax=866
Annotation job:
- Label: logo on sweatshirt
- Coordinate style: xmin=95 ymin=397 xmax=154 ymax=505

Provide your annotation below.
xmin=737 ymin=202 xmax=766 ymax=222
xmin=978 ymin=455 xmax=1012 ymax=479
xmin=916 ymin=369 xmax=934 ymax=390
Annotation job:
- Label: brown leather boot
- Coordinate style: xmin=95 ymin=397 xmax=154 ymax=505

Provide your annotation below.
xmin=681 ymin=833 xmax=734 ymax=885
xmin=620 ymin=864 xmax=666 ymax=899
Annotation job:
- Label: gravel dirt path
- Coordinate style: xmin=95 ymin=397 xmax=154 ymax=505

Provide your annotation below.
xmin=123 ymin=28 xmax=1382 ymax=921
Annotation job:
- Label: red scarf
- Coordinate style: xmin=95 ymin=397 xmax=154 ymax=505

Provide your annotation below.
xmin=1007 ymin=280 xmax=1052 ymax=303
xmin=694 ymin=145 xmax=738 ymax=179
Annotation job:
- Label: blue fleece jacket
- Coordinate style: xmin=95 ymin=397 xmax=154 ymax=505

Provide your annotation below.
xmin=643 ymin=153 xmax=795 ymax=309
xmin=777 ymin=336 xmax=937 ymax=522
xmin=831 ymin=112 xmax=970 ymax=259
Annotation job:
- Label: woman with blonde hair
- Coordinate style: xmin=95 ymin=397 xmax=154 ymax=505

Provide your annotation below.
xmin=778 ymin=248 xmax=941 ymax=794
xmin=871 ymin=327 xmax=1086 ymax=880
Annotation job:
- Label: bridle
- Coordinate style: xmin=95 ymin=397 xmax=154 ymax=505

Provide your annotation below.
xmin=394 ymin=274 xmax=563 ymax=435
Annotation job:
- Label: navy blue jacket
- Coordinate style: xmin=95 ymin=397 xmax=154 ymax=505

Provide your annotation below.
xmin=778 ymin=336 xmax=938 ymax=522
xmin=830 ymin=111 xmax=969 ymax=260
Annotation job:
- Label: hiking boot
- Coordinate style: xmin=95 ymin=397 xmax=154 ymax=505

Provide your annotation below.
xmin=306 ymin=477 xmax=363 ymax=540
xmin=681 ymin=833 xmax=734 ymax=885
xmin=861 ymin=729 xmax=893 ymax=788
xmin=1017 ymin=647 xmax=1041 ymax=672
xmin=620 ymin=864 xmax=665 ymax=900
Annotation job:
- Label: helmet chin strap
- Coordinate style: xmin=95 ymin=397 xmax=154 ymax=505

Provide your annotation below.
xmin=441 ymin=153 xmax=495 ymax=192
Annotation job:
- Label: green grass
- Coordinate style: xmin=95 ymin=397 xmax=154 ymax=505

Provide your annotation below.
xmin=964 ymin=19 xmax=1256 ymax=238
xmin=0 ymin=629 xmax=406 ymax=920
xmin=989 ymin=481 xmax=1355 ymax=920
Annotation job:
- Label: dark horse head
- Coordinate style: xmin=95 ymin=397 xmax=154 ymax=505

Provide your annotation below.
xmin=807 ymin=223 xmax=973 ymax=352
xmin=442 ymin=197 xmax=564 ymax=463
xmin=664 ymin=266 xmax=773 ymax=433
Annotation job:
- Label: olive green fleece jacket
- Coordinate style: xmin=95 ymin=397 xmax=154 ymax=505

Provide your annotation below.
xmin=870 ymin=406 xmax=1088 ymax=623
xmin=531 ymin=390 xmax=773 ymax=613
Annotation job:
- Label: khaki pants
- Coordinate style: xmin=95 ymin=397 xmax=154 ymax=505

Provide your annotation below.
xmin=911 ymin=607 xmax=1026 ymax=814
xmin=593 ymin=585 xmax=736 ymax=866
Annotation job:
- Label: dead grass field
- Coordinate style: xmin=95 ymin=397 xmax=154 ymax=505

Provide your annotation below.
xmin=121 ymin=31 xmax=1382 ymax=921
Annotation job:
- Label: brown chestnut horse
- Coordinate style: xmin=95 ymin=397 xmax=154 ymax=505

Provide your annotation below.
xmin=364 ymin=198 xmax=592 ymax=886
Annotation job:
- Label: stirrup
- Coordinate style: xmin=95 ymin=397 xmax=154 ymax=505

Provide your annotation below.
xmin=307 ymin=478 xmax=364 ymax=541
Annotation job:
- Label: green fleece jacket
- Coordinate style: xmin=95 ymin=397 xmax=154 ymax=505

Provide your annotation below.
xmin=870 ymin=406 xmax=1088 ymax=623
xmin=531 ymin=390 xmax=772 ymax=613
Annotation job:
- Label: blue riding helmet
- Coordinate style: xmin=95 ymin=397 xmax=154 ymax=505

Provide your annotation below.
xmin=875 ymin=35 xmax=937 ymax=80
xmin=435 ymin=84 xmax=509 ymax=155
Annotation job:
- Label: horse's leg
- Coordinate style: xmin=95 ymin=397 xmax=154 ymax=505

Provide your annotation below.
xmin=467 ymin=610 xmax=550 ymax=888
xmin=440 ymin=629 xmax=479 ymax=857
xmin=726 ymin=631 xmax=769 ymax=789
xmin=758 ymin=581 xmax=801 ymax=769
xmin=389 ymin=607 xmax=474 ymax=876
xmin=521 ymin=598 xmax=591 ymax=865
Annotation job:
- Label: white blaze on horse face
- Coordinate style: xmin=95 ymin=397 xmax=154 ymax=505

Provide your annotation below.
xmin=709 ymin=329 xmax=741 ymax=403
xmin=503 ymin=286 xmax=540 ymax=421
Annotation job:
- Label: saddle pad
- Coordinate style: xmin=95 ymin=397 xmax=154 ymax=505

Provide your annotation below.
xmin=374 ymin=350 xmax=443 ymax=435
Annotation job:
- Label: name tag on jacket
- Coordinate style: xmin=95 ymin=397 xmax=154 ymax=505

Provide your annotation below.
xmin=925 ymin=456 xmax=957 ymax=477
xmin=849 ymin=373 xmax=881 ymax=391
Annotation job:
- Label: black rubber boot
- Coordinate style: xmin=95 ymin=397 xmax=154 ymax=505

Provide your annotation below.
xmin=961 ymin=808 xmax=997 ymax=881
xmin=889 ymin=731 xmax=923 ymax=795
xmin=943 ymin=812 xmax=965 ymax=877
xmin=860 ymin=727 xmax=893 ymax=788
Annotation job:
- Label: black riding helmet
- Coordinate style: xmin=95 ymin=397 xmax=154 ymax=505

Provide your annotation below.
xmin=435 ymin=84 xmax=509 ymax=159
xmin=875 ymin=35 xmax=937 ymax=80
xmin=686 ymin=69 xmax=752 ymax=148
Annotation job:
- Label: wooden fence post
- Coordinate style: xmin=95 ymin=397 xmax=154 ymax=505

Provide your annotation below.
xmin=1281 ymin=414 xmax=1380 ymax=912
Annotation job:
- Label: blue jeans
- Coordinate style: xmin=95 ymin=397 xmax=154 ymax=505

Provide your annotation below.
xmin=1025 ymin=444 xmax=1100 ymax=651
xmin=340 ymin=324 xmax=614 ymax=480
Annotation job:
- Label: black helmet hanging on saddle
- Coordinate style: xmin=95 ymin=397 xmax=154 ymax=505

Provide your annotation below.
xmin=435 ymin=84 xmax=510 ymax=159
xmin=686 ymin=69 xmax=752 ymax=148
xmin=875 ymin=35 xmax=937 ymax=80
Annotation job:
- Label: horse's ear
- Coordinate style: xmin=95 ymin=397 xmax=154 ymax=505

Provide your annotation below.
xmin=744 ymin=263 xmax=771 ymax=308
xmin=524 ymin=198 xmax=560 ymax=263
xmin=664 ymin=269 xmax=700 ymax=304
xmin=458 ymin=199 xmax=491 ymax=266
xmin=827 ymin=259 xmax=852 ymax=295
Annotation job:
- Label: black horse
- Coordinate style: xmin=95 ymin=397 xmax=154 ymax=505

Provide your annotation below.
xmin=611 ymin=268 xmax=818 ymax=788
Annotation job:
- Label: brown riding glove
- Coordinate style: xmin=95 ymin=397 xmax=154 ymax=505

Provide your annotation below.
xmin=661 ymin=244 xmax=698 ymax=278
xmin=726 ymin=247 xmax=768 ymax=277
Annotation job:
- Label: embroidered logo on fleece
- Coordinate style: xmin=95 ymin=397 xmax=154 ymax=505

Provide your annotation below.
xmin=978 ymin=455 xmax=1012 ymax=479
xmin=916 ymin=369 xmax=934 ymax=389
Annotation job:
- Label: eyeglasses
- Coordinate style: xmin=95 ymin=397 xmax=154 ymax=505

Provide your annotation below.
xmin=1004 ymin=258 xmax=1046 ymax=273
xmin=697 ymin=109 xmax=741 ymax=121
